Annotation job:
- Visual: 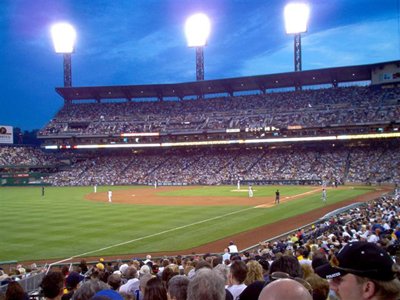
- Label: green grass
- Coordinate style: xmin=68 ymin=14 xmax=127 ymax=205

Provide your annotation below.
xmin=157 ymin=185 xmax=314 ymax=197
xmin=0 ymin=185 xmax=375 ymax=262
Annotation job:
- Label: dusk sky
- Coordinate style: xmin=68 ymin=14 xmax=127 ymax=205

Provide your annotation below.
xmin=1 ymin=0 xmax=399 ymax=130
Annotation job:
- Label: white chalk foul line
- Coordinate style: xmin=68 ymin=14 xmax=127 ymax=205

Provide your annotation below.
xmin=50 ymin=205 xmax=256 ymax=266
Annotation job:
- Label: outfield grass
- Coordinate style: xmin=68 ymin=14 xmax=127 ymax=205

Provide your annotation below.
xmin=0 ymin=185 xmax=374 ymax=262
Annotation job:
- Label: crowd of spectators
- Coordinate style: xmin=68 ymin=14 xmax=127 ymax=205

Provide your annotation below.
xmin=0 ymin=146 xmax=58 ymax=167
xmin=1 ymin=141 xmax=398 ymax=186
xmin=2 ymin=190 xmax=400 ymax=300
xmin=38 ymin=86 xmax=400 ymax=136
xmin=40 ymin=142 xmax=400 ymax=186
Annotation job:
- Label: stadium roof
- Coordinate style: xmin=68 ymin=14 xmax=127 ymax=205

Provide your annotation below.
xmin=56 ymin=61 xmax=396 ymax=102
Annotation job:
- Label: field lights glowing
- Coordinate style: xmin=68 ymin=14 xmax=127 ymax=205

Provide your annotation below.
xmin=284 ymin=3 xmax=310 ymax=34
xmin=185 ymin=13 xmax=211 ymax=47
xmin=51 ymin=23 xmax=77 ymax=53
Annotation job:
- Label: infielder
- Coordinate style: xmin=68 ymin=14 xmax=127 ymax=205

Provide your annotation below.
xmin=322 ymin=188 xmax=327 ymax=203
xmin=108 ymin=190 xmax=112 ymax=203
xmin=248 ymin=185 xmax=254 ymax=198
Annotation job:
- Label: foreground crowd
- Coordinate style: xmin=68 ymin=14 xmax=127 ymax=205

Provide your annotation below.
xmin=2 ymin=192 xmax=400 ymax=300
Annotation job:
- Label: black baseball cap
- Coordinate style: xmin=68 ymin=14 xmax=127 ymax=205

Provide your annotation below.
xmin=315 ymin=241 xmax=395 ymax=281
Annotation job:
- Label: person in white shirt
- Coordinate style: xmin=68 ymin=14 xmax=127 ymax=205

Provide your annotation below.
xmin=222 ymin=248 xmax=231 ymax=262
xmin=226 ymin=261 xmax=248 ymax=300
xmin=228 ymin=241 xmax=238 ymax=254
xmin=119 ymin=267 xmax=139 ymax=295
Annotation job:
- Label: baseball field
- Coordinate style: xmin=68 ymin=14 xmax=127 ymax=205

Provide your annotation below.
xmin=0 ymin=184 xmax=387 ymax=263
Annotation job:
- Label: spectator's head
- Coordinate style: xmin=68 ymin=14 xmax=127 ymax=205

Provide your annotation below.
xmin=269 ymin=255 xmax=303 ymax=278
xmin=72 ymin=279 xmax=109 ymax=300
xmin=316 ymin=241 xmax=400 ymax=300
xmin=194 ymin=260 xmax=212 ymax=272
xmin=166 ymin=275 xmax=189 ymax=300
xmin=143 ymin=277 xmax=167 ymax=300
xmin=229 ymin=260 xmax=248 ymax=285
xmin=258 ymin=258 xmax=270 ymax=275
xmin=213 ymin=264 xmax=229 ymax=284
xmin=40 ymin=271 xmax=64 ymax=300
xmin=107 ymin=274 xmax=121 ymax=290
xmin=123 ymin=267 xmax=137 ymax=280
xmin=186 ymin=269 xmax=225 ymax=300
xmin=5 ymin=281 xmax=27 ymax=300
xmin=66 ymin=272 xmax=84 ymax=291
xmin=258 ymin=278 xmax=312 ymax=300
xmin=305 ymin=273 xmax=329 ymax=300
xmin=139 ymin=274 xmax=153 ymax=295
xmin=311 ymin=252 xmax=328 ymax=271
xmin=244 ymin=260 xmax=263 ymax=285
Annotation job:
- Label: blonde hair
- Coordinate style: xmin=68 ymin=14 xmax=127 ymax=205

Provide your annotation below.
xmin=355 ymin=276 xmax=400 ymax=300
xmin=244 ymin=260 xmax=264 ymax=285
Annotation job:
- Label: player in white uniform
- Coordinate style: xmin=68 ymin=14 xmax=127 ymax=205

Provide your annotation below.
xmin=237 ymin=180 xmax=241 ymax=190
xmin=108 ymin=190 xmax=112 ymax=203
xmin=248 ymin=185 xmax=254 ymax=198
xmin=322 ymin=188 xmax=327 ymax=203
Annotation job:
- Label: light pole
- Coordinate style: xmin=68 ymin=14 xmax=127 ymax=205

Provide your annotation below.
xmin=51 ymin=23 xmax=76 ymax=87
xmin=284 ymin=3 xmax=310 ymax=73
xmin=185 ymin=13 xmax=211 ymax=81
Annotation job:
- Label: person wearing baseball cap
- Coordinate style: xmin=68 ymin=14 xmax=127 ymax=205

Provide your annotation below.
xmin=315 ymin=241 xmax=400 ymax=300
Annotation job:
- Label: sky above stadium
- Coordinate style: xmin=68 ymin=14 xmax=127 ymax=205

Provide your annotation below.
xmin=1 ymin=0 xmax=399 ymax=130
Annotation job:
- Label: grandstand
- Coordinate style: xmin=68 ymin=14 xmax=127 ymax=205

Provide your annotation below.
xmin=1 ymin=61 xmax=381 ymax=187
xmin=2 ymin=60 xmax=400 ymax=300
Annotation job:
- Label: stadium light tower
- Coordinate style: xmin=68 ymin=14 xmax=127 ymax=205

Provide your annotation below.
xmin=51 ymin=22 xmax=77 ymax=87
xmin=185 ymin=13 xmax=211 ymax=81
xmin=284 ymin=3 xmax=310 ymax=72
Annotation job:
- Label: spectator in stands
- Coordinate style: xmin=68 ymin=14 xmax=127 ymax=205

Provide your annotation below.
xmin=107 ymin=274 xmax=121 ymax=291
xmin=316 ymin=241 xmax=400 ymax=300
xmin=78 ymin=260 xmax=88 ymax=275
xmin=305 ymin=273 xmax=329 ymax=300
xmin=119 ymin=267 xmax=139 ymax=295
xmin=269 ymin=255 xmax=303 ymax=280
xmin=5 ymin=281 xmax=28 ymax=300
xmin=187 ymin=268 xmax=226 ymax=300
xmin=228 ymin=241 xmax=238 ymax=255
xmin=258 ymin=278 xmax=312 ymax=300
xmin=243 ymin=260 xmax=263 ymax=286
xmin=226 ymin=260 xmax=248 ymax=299
xmin=136 ymin=274 xmax=152 ymax=300
xmin=143 ymin=277 xmax=167 ymax=300
xmin=166 ymin=275 xmax=189 ymax=300
xmin=63 ymin=272 xmax=84 ymax=300
xmin=71 ymin=279 xmax=109 ymax=300
xmin=40 ymin=271 xmax=65 ymax=300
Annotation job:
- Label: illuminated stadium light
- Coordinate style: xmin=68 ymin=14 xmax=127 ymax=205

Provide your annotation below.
xmin=284 ymin=2 xmax=310 ymax=75
xmin=185 ymin=13 xmax=211 ymax=47
xmin=284 ymin=3 xmax=310 ymax=34
xmin=51 ymin=23 xmax=76 ymax=53
xmin=50 ymin=22 xmax=76 ymax=87
xmin=185 ymin=13 xmax=211 ymax=81
xmin=120 ymin=132 xmax=160 ymax=137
